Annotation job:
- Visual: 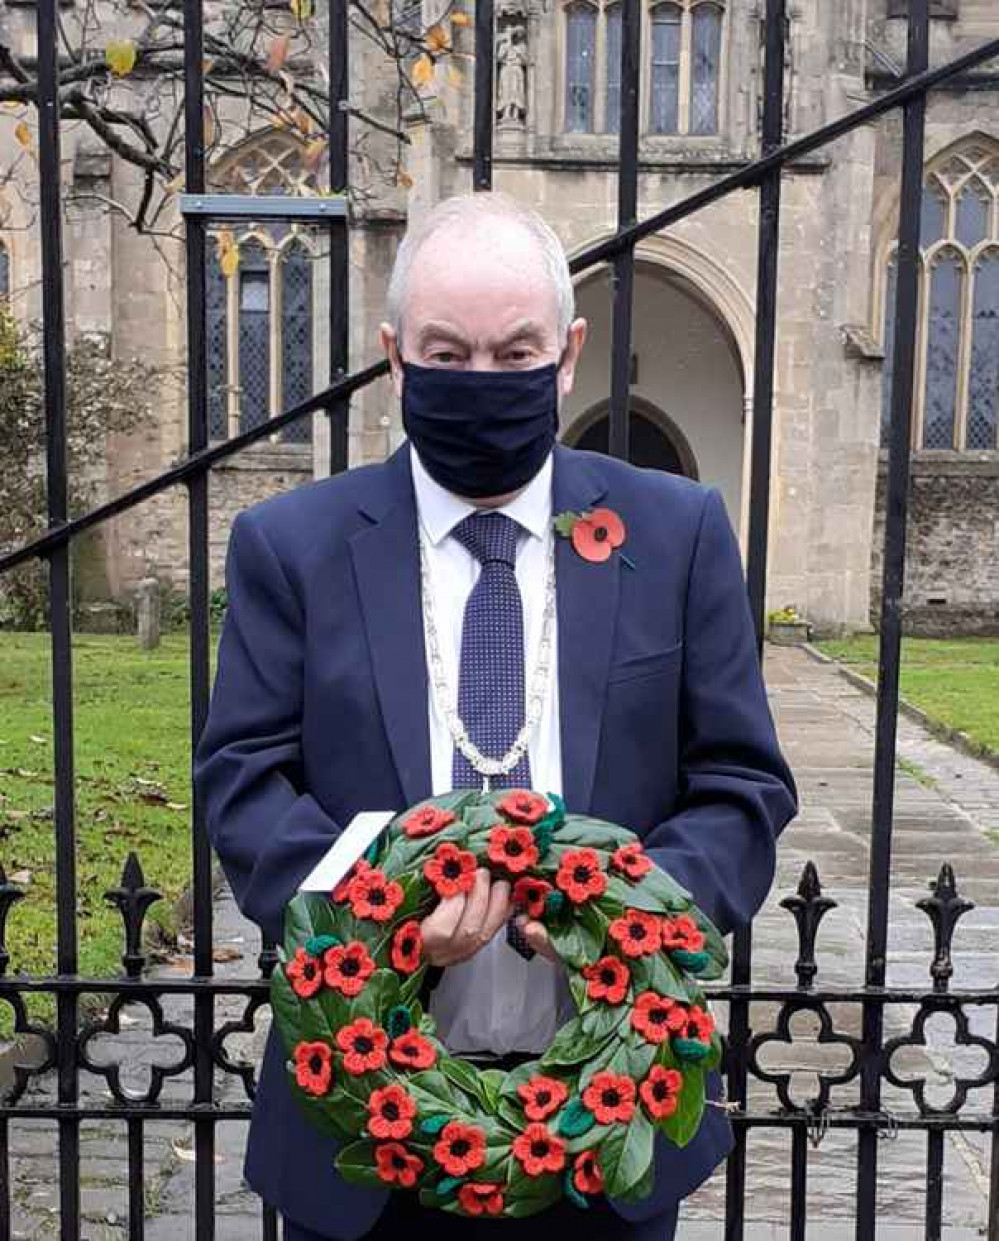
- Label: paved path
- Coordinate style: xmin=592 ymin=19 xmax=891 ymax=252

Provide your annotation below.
xmin=4 ymin=643 xmax=998 ymax=1238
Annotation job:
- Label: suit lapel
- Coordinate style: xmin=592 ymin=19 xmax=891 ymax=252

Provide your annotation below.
xmin=348 ymin=444 xmax=433 ymax=807
xmin=552 ymin=445 xmax=619 ymax=814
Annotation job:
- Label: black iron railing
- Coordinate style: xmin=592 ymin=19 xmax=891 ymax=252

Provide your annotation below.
xmin=1 ymin=1 xmax=998 ymax=1239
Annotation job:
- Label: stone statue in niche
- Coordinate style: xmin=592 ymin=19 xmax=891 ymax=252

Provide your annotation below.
xmin=496 ymin=26 xmax=527 ymax=128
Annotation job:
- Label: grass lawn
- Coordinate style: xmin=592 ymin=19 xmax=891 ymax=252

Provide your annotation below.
xmin=0 ymin=632 xmax=208 ymax=1031
xmin=814 ymin=635 xmax=999 ymax=756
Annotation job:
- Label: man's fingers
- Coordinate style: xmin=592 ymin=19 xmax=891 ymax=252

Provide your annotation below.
xmin=480 ymin=877 xmax=513 ymax=944
xmin=518 ymin=915 xmax=559 ymax=963
xmin=454 ymin=868 xmax=493 ymax=948
xmin=421 ymin=894 xmax=466 ymax=964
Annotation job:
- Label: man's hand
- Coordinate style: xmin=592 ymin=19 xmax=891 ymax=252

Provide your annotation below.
xmin=512 ymin=914 xmax=559 ymax=963
xmin=421 ymin=868 xmax=512 ymax=966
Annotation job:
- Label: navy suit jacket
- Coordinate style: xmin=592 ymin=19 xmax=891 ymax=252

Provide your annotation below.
xmin=194 ymin=441 xmax=798 ymax=1238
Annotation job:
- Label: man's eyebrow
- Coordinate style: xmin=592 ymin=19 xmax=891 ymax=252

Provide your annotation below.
xmin=494 ymin=321 xmax=547 ymax=347
xmin=415 ymin=321 xmax=470 ymax=347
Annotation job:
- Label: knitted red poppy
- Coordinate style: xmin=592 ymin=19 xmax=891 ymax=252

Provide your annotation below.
xmin=570 ymin=507 xmax=626 ymax=564
xmin=331 ymin=858 xmax=370 ymax=904
xmin=374 ymin=1142 xmax=424 ymax=1188
xmin=388 ymin=1030 xmax=436 ymax=1071
xmin=608 ymin=908 xmax=662 ymax=957
xmin=681 ymin=1004 xmax=716 ymax=1042
xmin=573 ymin=1149 xmax=604 ymax=1195
xmin=631 ymin=991 xmax=686 ymax=1045
xmin=640 ymin=1066 xmax=684 ymax=1120
xmin=582 ymin=955 xmax=631 ymax=1005
xmin=581 ymin=1071 xmax=636 ymax=1124
xmin=511 ymin=875 xmax=552 ymax=919
xmin=423 ymin=842 xmax=477 ymax=899
xmin=512 ymin=1123 xmax=567 ymax=1176
xmin=293 ymin=1041 xmax=333 ymax=1096
xmin=457 ymin=1182 xmax=504 ymax=1216
xmin=389 ymin=920 xmax=423 ymax=975
xmin=285 ymin=947 xmax=324 ymax=999
xmin=611 ymin=842 xmax=653 ymax=880
xmin=433 ymin=1121 xmax=487 ymax=1176
xmin=401 ymin=804 xmax=457 ymax=839
xmin=336 ymin=1017 xmax=388 ymax=1074
xmin=367 ymin=1083 xmax=417 ymax=1140
xmin=555 ymin=847 xmax=608 ymax=904
xmin=660 ymin=914 xmax=706 ymax=953
xmin=517 ymin=1075 xmax=569 ymax=1122
xmin=496 ymin=789 xmax=550 ymax=825
xmin=347 ymin=868 xmax=404 ymax=923
xmin=322 ymin=941 xmax=375 ymax=997
xmin=487 ymin=824 xmax=540 ymax=874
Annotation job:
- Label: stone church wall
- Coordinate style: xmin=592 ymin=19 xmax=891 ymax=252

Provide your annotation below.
xmin=871 ymin=456 xmax=999 ymax=635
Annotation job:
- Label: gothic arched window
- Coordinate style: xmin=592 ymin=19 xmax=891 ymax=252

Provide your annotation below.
xmin=562 ymin=0 xmax=724 ymax=137
xmin=880 ymin=143 xmax=999 ymax=452
xmin=205 ymin=133 xmax=321 ymax=445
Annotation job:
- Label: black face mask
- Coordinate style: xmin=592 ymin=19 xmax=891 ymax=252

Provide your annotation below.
xmin=400 ymin=357 xmax=561 ymax=499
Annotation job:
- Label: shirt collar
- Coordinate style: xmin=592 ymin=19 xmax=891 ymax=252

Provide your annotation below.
xmin=410 ymin=447 xmax=553 ymax=547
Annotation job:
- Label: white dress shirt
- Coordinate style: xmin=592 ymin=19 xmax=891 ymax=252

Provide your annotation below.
xmin=410 ymin=447 xmax=573 ymax=1055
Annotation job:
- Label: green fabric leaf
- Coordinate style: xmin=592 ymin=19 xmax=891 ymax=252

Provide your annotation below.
xmin=350 ymin=969 xmax=400 ymax=1023
xmin=436 ymin=1176 xmax=463 ymax=1199
xmin=630 ymin=952 xmax=695 ymax=1003
xmin=660 ymin=1060 xmax=706 ymax=1148
xmin=387 ymin=1004 xmax=413 ymax=1039
xmin=479 ymin=1069 xmax=506 ymax=1113
xmin=304 ymin=934 xmax=340 ymax=956
xmin=599 ymin=1113 xmax=655 ymax=1199
xmin=554 ymin=511 xmax=583 ymax=537
xmin=335 ymin=1139 xmax=389 ymax=1189
xmin=541 ymin=1015 xmax=617 ymax=1069
xmin=671 ymin=949 xmax=711 ymax=975
xmin=544 ymin=890 xmax=567 ymax=920
xmin=564 ymin=1171 xmax=591 ymax=1210
xmin=550 ymin=817 xmax=635 ymax=851
xmin=673 ymin=1037 xmax=713 ymax=1063
xmin=557 ymin=1096 xmax=596 ymax=1138
xmin=363 ymin=838 xmax=381 ymax=866
xmin=419 ymin=1113 xmax=451 ymax=1136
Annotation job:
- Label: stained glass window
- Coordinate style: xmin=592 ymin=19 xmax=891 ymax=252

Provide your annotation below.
xmin=650 ymin=4 xmax=681 ymax=135
xmin=207 ymin=247 xmax=228 ymax=440
xmin=689 ymin=4 xmax=722 ymax=135
xmin=605 ymin=4 xmax=622 ymax=135
xmin=281 ymin=241 xmax=314 ymax=444
xmin=565 ymin=3 xmax=597 ymax=133
xmin=879 ymin=144 xmax=999 ymax=452
xmin=967 ymin=249 xmax=999 ymax=450
xmin=922 ymin=250 xmax=963 ymax=449
xmin=238 ymin=241 xmax=271 ymax=435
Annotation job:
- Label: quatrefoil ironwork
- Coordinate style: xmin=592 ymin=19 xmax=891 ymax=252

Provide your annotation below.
xmin=883 ymin=999 xmax=998 ymax=1115
xmin=0 ymin=993 xmax=57 ymax=1107
xmin=211 ymin=994 xmax=271 ymax=1101
xmin=77 ymin=994 xmax=195 ymax=1105
xmin=0 ymin=863 xmax=25 ymax=980
xmin=749 ymin=997 xmax=863 ymax=1113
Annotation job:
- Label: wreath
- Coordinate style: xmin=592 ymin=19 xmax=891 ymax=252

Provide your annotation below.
xmin=272 ymin=790 xmax=727 ymax=1218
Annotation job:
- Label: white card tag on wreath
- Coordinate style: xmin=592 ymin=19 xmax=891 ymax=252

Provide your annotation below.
xmin=298 ymin=810 xmax=396 ymax=893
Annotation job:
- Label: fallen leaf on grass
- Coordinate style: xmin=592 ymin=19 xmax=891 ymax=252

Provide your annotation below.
xmin=10 ymin=870 xmax=32 ymax=884
xmin=212 ymin=946 xmax=243 ymax=963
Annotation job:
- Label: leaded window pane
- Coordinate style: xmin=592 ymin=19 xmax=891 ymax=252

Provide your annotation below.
xmin=920 ymin=186 xmax=948 ymax=248
xmin=880 ymin=258 xmax=898 ymax=448
xmin=565 ymin=3 xmax=597 ymax=133
xmin=238 ymin=241 xmax=271 ymax=434
xmin=689 ymin=4 xmax=722 ymax=135
xmin=922 ymin=251 xmax=963 ymax=449
xmin=955 ymin=183 xmax=991 ymax=249
xmin=650 ymin=4 xmax=681 ymax=135
xmin=280 ymin=242 xmax=314 ymax=444
xmin=207 ymin=246 xmax=228 ymax=440
xmin=967 ymin=249 xmax=999 ymax=450
xmin=605 ymin=4 xmax=622 ymax=135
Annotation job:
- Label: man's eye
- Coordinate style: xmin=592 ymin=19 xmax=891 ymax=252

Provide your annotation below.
xmin=503 ymin=348 xmax=534 ymax=364
xmin=427 ymin=350 xmax=462 ymax=365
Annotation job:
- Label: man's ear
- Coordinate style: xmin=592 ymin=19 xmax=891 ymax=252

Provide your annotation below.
xmin=379 ymin=322 xmax=405 ymax=400
xmin=557 ymin=317 xmax=588 ymax=399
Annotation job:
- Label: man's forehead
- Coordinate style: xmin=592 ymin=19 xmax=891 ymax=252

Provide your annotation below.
xmin=413 ymin=317 xmax=552 ymax=346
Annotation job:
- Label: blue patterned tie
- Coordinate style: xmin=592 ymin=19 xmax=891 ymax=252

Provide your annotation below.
xmin=450 ymin=511 xmax=532 ymax=791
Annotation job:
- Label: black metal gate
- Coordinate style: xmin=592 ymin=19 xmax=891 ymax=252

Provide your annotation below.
xmin=1 ymin=1 xmax=998 ymax=1237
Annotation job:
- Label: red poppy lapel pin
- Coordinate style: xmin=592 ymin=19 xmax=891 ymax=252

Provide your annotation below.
xmin=554 ymin=507 xmax=635 ymax=568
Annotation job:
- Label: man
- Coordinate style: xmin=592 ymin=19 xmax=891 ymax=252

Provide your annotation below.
xmin=194 ymin=191 xmax=798 ymax=1240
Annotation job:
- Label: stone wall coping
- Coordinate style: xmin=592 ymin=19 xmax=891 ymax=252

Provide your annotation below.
xmin=876 ymin=449 xmax=999 ymax=476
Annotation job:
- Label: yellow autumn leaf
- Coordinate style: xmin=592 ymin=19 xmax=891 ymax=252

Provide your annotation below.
xmin=292 ymin=107 xmax=313 ymax=136
xmin=105 ymin=39 xmax=137 ymax=77
xmin=412 ymin=54 xmax=434 ymax=87
xmin=267 ymin=34 xmax=291 ymax=73
xmin=14 ymin=120 xmax=32 ymax=149
xmin=450 ymin=10 xmax=470 ymax=26
xmin=290 ymin=0 xmax=313 ymax=19
xmin=303 ymin=137 xmax=327 ymax=171
xmin=425 ymin=23 xmax=450 ymax=53
xmin=396 ymin=170 xmax=414 ymax=188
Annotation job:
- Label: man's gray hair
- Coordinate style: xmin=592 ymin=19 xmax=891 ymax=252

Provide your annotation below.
xmin=385 ymin=191 xmax=576 ymax=347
